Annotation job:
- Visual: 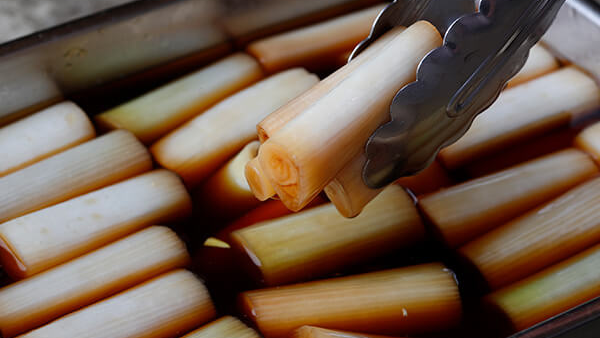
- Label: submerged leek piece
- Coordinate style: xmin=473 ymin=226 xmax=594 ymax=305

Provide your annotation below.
xmin=0 ymin=101 xmax=95 ymax=177
xmin=420 ymin=149 xmax=598 ymax=248
xmin=0 ymin=169 xmax=191 ymax=279
xmin=19 ymin=269 xmax=216 ymax=338
xmin=232 ymin=185 xmax=423 ymax=285
xmin=152 ymin=68 xmax=318 ymax=187
xmin=196 ymin=141 xmax=262 ymax=218
xmin=246 ymin=4 xmax=384 ymax=73
xmin=294 ymin=326 xmax=402 ymax=338
xmin=95 ymin=53 xmax=264 ymax=144
xmin=506 ymin=44 xmax=560 ymax=88
xmin=0 ymin=130 xmax=152 ymax=224
xmin=195 ymin=197 xmax=326 ymax=284
xmin=240 ymin=263 xmax=461 ymax=338
xmin=460 ymin=176 xmax=600 ymax=290
xmin=180 ymin=316 xmax=260 ymax=338
xmin=575 ymin=121 xmax=600 ymax=162
xmin=485 ymin=242 xmax=600 ymax=332
xmin=258 ymin=21 xmax=442 ymax=211
xmin=256 ymin=26 xmax=405 ymax=143
xmin=245 ymin=157 xmax=276 ymax=201
xmin=463 ymin=126 xmax=580 ymax=178
xmin=324 ymin=152 xmax=383 ymax=218
xmin=439 ymin=67 xmax=600 ymax=169
xmin=0 ymin=226 xmax=190 ymax=338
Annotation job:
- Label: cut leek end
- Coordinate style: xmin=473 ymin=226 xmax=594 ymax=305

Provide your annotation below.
xmin=575 ymin=122 xmax=600 ymax=164
xmin=245 ymin=158 xmax=276 ymax=201
xmin=258 ymin=142 xmax=306 ymax=211
xmin=259 ymin=142 xmax=299 ymax=187
xmin=0 ymin=234 xmax=27 ymax=280
xmin=323 ymin=179 xmax=357 ymax=218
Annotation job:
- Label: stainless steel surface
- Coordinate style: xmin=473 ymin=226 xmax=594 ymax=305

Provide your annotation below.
xmin=0 ymin=0 xmax=376 ymax=124
xmin=0 ymin=0 xmax=135 ymax=43
xmin=348 ymin=0 xmax=474 ymax=60
xmin=542 ymin=0 xmax=600 ymax=83
xmin=362 ymin=0 xmax=566 ymax=188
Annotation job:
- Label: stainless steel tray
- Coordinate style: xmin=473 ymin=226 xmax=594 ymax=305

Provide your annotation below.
xmin=1 ymin=0 xmax=600 ymax=337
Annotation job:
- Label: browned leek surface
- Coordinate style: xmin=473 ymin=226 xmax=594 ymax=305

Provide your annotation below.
xmin=240 ymin=263 xmax=461 ymax=338
xmin=420 ymin=149 xmax=598 ymax=248
xmin=460 ymin=176 xmax=600 ymax=290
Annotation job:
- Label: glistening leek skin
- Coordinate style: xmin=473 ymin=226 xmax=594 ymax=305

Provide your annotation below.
xmin=485 ymin=242 xmax=600 ymax=332
xmin=258 ymin=21 xmax=442 ymax=212
xmin=460 ymin=176 xmax=600 ymax=290
xmin=239 ymin=263 xmax=461 ymax=338
xmin=439 ymin=66 xmax=600 ymax=169
xmin=151 ymin=68 xmax=319 ymax=187
xmin=506 ymin=44 xmax=560 ymax=88
xmin=246 ymin=4 xmax=385 ymax=73
xmin=0 ymin=101 xmax=95 ymax=177
xmin=0 ymin=130 xmax=152 ymax=224
xmin=0 ymin=226 xmax=190 ymax=338
xmin=420 ymin=148 xmax=598 ymax=248
xmin=0 ymin=169 xmax=192 ymax=279
xmin=180 ymin=316 xmax=260 ymax=338
xmin=18 ymin=270 xmax=216 ymax=338
xmin=255 ymin=26 xmax=405 ymax=144
xmin=245 ymin=157 xmax=276 ymax=201
xmin=95 ymin=53 xmax=264 ymax=144
xmin=232 ymin=185 xmax=424 ymax=286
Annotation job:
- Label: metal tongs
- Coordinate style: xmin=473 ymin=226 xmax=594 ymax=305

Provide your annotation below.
xmin=355 ymin=0 xmax=567 ymax=188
